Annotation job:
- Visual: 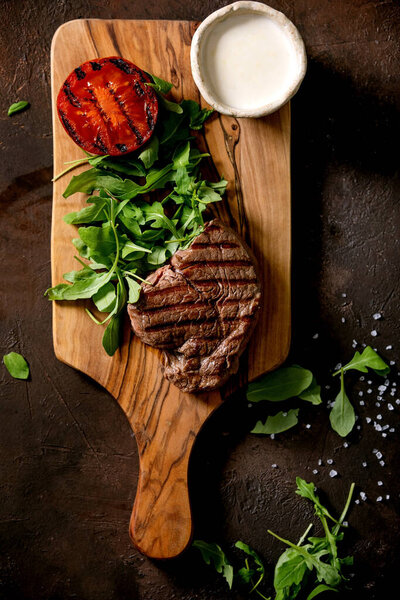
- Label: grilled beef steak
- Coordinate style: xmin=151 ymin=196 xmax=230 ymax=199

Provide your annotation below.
xmin=127 ymin=219 xmax=262 ymax=393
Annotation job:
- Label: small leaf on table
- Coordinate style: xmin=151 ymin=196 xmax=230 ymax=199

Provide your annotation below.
xmin=3 ymin=352 xmax=29 ymax=380
xmin=251 ymin=408 xmax=299 ymax=435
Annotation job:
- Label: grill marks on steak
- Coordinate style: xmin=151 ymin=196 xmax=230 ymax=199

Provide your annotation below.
xmin=127 ymin=220 xmax=262 ymax=393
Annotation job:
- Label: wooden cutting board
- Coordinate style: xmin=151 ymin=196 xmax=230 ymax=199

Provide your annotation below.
xmin=51 ymin=19 xmax=291 ymax=559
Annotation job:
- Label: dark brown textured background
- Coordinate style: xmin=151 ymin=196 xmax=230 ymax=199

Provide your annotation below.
xmin=1 ymin=1 xmax=399 ymax=599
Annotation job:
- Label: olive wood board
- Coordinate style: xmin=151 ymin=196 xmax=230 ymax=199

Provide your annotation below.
xmin=50 ymin=18 xmax=291 ymax=560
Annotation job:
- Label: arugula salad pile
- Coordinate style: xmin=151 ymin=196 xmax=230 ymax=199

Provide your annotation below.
xmin=194 ymin=477 xmax=355 ymax=600
xmin=46 ymin=75 xmax=226 ymax=356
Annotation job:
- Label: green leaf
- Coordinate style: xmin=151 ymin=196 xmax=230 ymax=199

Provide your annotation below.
xmin=45 ymin=283 xmax=70 ymax=300
xmin=295 ymin=478 xmax=338 ymax=525
xmin=172 ymin=141 xmax=191 ymax=169
xmin=193 ymin=540 xmax=234 ymax=589
xmin=181 ymin=99 xmax=213 ymax=129
xmin=63 ymin=168 xmax=142 ymax=200
xmin=306 ymin=584 xmax=339 ymax=599
xmin=8 ymin=101 xmax=29 ymax=116
xmin=78 ymin=223 xmax=116 ymax=256
xmin=148 ymin=74 xmax=173 ymax=94
xmin=274 ymin=548 xmax=308 ymax=590
xmin=102 ymin=314 xmax=121 ymax=356
xmin=335 ymin=346 xmax=390 ymax=377
xmin=63 ymin=266 xmax=97 ymax=283
xmin=147 ymin=246 xmax=167 ymax=265
xmin=138 ymin=136 xmax=159 ymax=169
xmin=247 ymin=366 xmax=313 ymax=403
xmin=64 ymin=196 xmax=107 ymax=225
xmin=299 ymin=376 xmax=322 ymax=405
xmin=3 ymin=352 xmax=29 ymax=379
xmin=329 ymin=370 xmax=356 ymax=437
xmin=251 ymin=408 xmax=299 ymax=435
xmin=92 ymin=282 xmax=116 ymax=313
xmin=126 ymin=277 xmax=141 ymax=303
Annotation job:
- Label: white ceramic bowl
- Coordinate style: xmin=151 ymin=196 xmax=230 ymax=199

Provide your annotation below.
xmin=190 ymin=1 xmax=307 ymax=118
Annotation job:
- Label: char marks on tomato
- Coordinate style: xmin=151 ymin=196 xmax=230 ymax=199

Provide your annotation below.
xmin=128 ymin=220 xmax=262 ymax=393
xmin=57 ymin=57 xmax=158 ymax=156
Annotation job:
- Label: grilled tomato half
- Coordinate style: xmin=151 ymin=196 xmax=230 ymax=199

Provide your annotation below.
xmin=57 ymin=57 xmax=158 ymax=156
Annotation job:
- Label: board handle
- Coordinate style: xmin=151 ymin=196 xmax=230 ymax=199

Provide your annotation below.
xmin=123 ymin=386 xmax=223 ymax=560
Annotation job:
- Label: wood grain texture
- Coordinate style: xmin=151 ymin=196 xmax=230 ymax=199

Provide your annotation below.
xmin=51 ymin=19 xmax=290 ymax=559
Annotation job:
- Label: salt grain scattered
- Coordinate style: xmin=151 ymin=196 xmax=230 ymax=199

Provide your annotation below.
xmin=327 ymin=459 xmax=334 ymax=465
xmin=362 ymin=461 xmax=368 ymax=467
xmin=372 ymin=448 xmax=378 ymax=454
xmin=367 ymin=388 xmax=372 ymax=394
xmin=318 ymin=459 xmax=323 ymax=466
xmin=343 ymin=442 xmax=349 ymax=448
xmin=366 ymin=417 xmax=372 ymax=423
xmin=359 ymin=400 xmax=365 ymax=406
xmin=270 ymin=434 xmax=275 ymax=440
xmin=386 ymin=494 xmax=390 ymax=500
xmin=312 ymin=469 xmax=319 ymax=475
xmin=360 ymin=492 xmax=367 ymax=501
xmin=376 ymin=496 xmax=383 ymax=502
xmin=379 ymin=460 xmax=385 ymax=466
xmin=373 ymin=313 xmax=382 ymax=320
xmin=378 ymin=385 xmax=387 ymax=393
xmin=371 ymin=330 xmax=378 ymax=337
xmin=382 ymin=433 xmax=387 ymax=438
xmin=396 ymin=399 xmax=400 ymax=405
xmin=376 ymin=451 xmax=383 ymax=459
xmin=355 ymin=499 xmax=360 ymax=504
xmin=386 ymin=345 xmax=393 ymax=350
xmin=306 ymin=424 xmax=311 ymax=429
xmin=341 ymin=317 xmax=346 ymax=323
xmin=342 ymin=293 xmax=347 ymax=297
xmin=271 ymin=463 xmax=278 ymax=468
xmin=376 ymin=414 xmax=383 ymax=420
xmin=390 ymin=360 xmax=395 ymax=366
xmin=389 ymin=428 xmax=395 ymax=433
xmin=378 ymin=481 xmax=383 ymax=486
xmin=335 ymin=363 xmax=342 ymax=371
xmin=388 ymin=403 xmax=394 ymax=411
xmin=312 ymin=333 xmax=319 ymax=339
xmin=357 ymin=425 xmax=361 ymax=430
xmin=375 ymin=402 xmax=381 ymax=408
xmin=329 ymin=469 xmax=338 ymax=478
xmin=360 ymin=376 xmax=365 ymax=381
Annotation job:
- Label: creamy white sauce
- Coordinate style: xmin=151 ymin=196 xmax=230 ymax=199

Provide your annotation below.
xmin=201 ymin=13 xmax=297 ymax=110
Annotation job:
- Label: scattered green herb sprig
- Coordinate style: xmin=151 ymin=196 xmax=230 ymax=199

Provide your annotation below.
xmin=46 ymin=74 xmax=226 ymax=356
xmin=247 ymin=346 xmax=389 ymax=438
xmin=3 ymin=352 xmax=29 ymax=379
xmin=194 ymin=477 xmax=355 ymax=600
xmin=8 ymin=101 xmax=30 ymax=116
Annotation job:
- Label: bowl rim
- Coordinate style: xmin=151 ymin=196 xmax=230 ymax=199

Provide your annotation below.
xmin=190 ymin=0 xmax=307 ymax=118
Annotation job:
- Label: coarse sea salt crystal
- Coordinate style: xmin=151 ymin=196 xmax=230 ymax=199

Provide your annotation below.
xmin=371 ymin=330 xmax=378 ymax=337
xmin=318 ymin=459 xmax=322 ymax=466
xmin=388 ymin=403 xmax=394 ymax=411
xmin=376 ymin=496 xmax=383 ymax=502
xmin=390 ymin=360 xmax=395 ymax=366
xmin=312 ymin=469 xmax=318 ymax=474
xmin=396 ymin=399 xmax=400 ymax=405
xmin=389 ymin=428 xmax=395 ymax=433
xmin=341 ymin=317 xmax=346 ymax=323
xmin=376 ymin=451 xmax=383 ymax=459
xmin=360 ymin=492 xmax=367 ymax=501
xmin=342 ymin=293 xmax=347 ymax=297
xmin=366 ymin=417 xmax=372 ymax=423
xmin=386 ymin=494 xmax=390 ymax=500
xmin=335 ymin=363 xmax=342 ymax=371
xmin=375 ymin=402 xmax=381 ymax=408
xmin=329 ymin=469 xmax=338 ymax=478
xmin=327 ymin=459 xmax=333 ymax=465
xmin=355 ymin=499 xmax=360 ymax=504
xmin=306 ymin=424 xmax=311 ymax=429
xmin=343 ymin=441 xmax=349 ymax=448
xmin=386 ymin=345 xmax=393 ymax=350
xmin=367 ymin=389 xmax=373 ymax=394
xmin=271 ymin=463 xmax=278 ymax=468
xmin=379 ymin=460 xmax=385 ymax=466
xmin=357 ymin=425 xmax=361 ymax=430
xmin=360 ymin=376 xmax=365 ymax=381
xmin=378 ymin=385 xmax=387 ymax=393
xmin=382 ymin=433 xmax=387 ymax=437
xmin=359 ymin=391 xmax=364 ymax=397
xmin=376 ymin=414 xmax=383 ymax=420
xmin=373 ymin=313 xmax=382 ymax=320
xmin=359 ymin=400 xmax=365 ymax=406
xmin=372 ymin=448 xmax=378 ymax=454
xmin=362 ymin=461 xmax=368 ymax=467
xmin=378 ymin=481 xmax=383 ymax=486
xmin=270 ymin=434 xmax=275 ymax=440
xmin=313 ymin=333 xmax=319 ymax=339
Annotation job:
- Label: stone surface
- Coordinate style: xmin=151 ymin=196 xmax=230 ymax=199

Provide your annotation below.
xmin=0 ymin=1 xmax=399 ymax=599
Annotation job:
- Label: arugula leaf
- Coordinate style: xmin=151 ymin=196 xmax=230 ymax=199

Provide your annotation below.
xmin=274 ymin=547 xmax=308 ymax=590
xmin=334 ymin=346 xmax=389 ymax=377
xmin=8 ymin=101 xmax=29 ymax=116
xmin=295 ymin=478 xmax=339 ymax=525
xmin=234 ymin=541 xmax=265 ymax=593
xmin=299 ymin=376 xmax=322 ymax=405
xmin=93 ymin=282 xmax=117 ymax=313
xmin=251 ymin=408 xmax=299 ymax=435
xmin=193 ymin=541 xmax=234 ymax=589
xmin=102 ymin=313 xmax=121 ymax=356
xmin=329 ymin=370 xmax=356 ymax=437
xmin=78 ymin=223 xmax=116 ymax=256
xmin=126 ymin=276 xmax=141 ymax=303
xmin=147 ymin=74 xmax=173 ymax=94
xmin=172 ymin=141 xmax=191 ymax=169
xmin=181 ymin=99 xmax=213 ymax=129
xmin=247 ymin=366 xmax=313 ymax=403
xmin=64 ymin=196 xmax=107 ymax=225
xmin=3 ymin=352 xmax=29 ymax=380
xmin=138 ymin=136 xmax=159 ymax=169
xmin=306 ymin=583 xmax=339 ymax=599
